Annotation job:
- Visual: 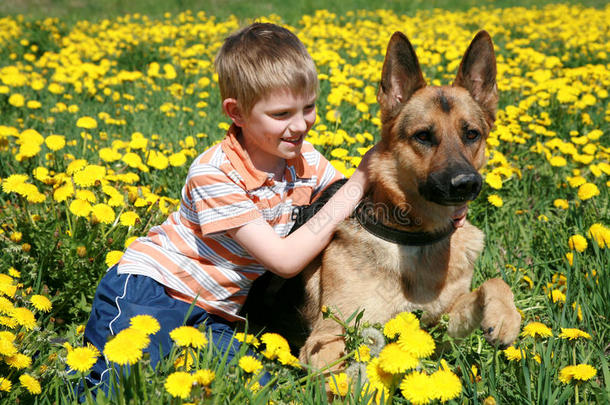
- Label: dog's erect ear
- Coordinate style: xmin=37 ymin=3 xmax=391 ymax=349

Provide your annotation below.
xmin=453 ymin=31 xmax=498 ymax=124
xmin=377 ymin=32 xmax=426 ymax=124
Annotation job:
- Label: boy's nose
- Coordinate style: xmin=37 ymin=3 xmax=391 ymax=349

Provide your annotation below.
xmin=289 ymin=114 xmax=308 ymax=133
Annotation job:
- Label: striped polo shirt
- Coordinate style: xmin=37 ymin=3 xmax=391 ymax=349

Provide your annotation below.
xmin=117 ymin=124 xmax=343 ymax=321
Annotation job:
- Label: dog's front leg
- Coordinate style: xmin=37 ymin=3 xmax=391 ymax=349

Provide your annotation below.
xmin=447 ymin=277 xmax=521 ymax=347
xmin=299 ymin=324 xmax=346 ymax=371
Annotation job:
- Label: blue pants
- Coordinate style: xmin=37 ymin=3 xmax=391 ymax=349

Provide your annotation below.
xmin=82 ymin=265 xmax=255 ymax=394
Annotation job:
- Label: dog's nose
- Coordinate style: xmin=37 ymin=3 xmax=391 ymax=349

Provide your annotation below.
xmin=450 ymin=173 xmax=481 ymax=200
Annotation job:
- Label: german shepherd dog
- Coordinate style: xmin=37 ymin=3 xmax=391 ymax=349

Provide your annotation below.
xmin=243 ymin=30 xmax=521 ymax=369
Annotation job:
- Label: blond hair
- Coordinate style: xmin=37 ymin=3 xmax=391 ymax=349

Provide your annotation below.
xmin=214 ymin=22 xmax=318 ymax=115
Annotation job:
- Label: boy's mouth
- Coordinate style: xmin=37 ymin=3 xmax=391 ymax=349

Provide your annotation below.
xmin=281 ymin=135 xmax=304 ymax=145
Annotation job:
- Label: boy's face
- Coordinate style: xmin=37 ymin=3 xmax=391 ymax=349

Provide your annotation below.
xmin=238 ymin=89 xmax=316 ymax=174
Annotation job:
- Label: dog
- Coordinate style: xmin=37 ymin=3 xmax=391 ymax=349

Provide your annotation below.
xmin=242 ymin=30 xmax=521 ymax=370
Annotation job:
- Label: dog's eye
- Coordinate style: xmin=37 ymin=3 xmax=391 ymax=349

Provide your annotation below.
xmin=465 ymin=129 xmax=481 ymax=142
xmin=413 ymin=130 xmax=433 ymax=144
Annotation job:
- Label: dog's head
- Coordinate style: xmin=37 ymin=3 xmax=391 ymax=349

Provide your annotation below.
xmin=372 ymin=31 xmax=497 ymax=229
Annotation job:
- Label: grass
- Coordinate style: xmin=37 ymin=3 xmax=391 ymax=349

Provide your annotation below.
xmin=0 ymin=1 xmax=609 ymax=404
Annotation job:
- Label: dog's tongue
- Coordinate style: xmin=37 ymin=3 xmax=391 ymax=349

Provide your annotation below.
xmin=452 ymin=206 xmax=468 ymax=228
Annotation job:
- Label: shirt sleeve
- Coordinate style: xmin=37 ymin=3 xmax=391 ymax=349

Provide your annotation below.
xmin=180 ymin=163 xmax=262 ymax=235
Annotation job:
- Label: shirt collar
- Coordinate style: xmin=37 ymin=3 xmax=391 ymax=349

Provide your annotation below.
xmin=220 ymin=124 xmax=313 ymax=190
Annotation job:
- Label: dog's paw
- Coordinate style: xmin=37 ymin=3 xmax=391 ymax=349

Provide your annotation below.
xmin=479 ymin=278 xmax=521 ymax=348
xmin=299 ymin=334 xmax=346 ymax=370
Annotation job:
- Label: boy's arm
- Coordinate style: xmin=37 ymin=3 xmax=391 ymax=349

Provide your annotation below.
xmin=228 ymin=146 xmax=376 ymax=278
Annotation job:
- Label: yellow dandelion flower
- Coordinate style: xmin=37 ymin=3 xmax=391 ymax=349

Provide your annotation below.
xmin=45 ymin=134 xmax=66 ymax=151
xmin=9 ymin=93 xmax=25 ymax=107
xmin=11 ymin=307 xmax=36 ymax=330
xmin=568 ymin=234 xmax=587 ymax=252
xmin=91 ymin=203 xmax=115 ymax=224
xmin=328 ymin=372 xmax=349 ymax=397
xmin=588 ymin=223 xmax=610 ymax=248
xmin=558 ymin=328 xmax=591 ymax=340
xmin=66 ymin=346 xmax=100 ymax=373
xmin=30 ymin=295 xmax=52 ymax=312
xmin=6 ymin=353 xmax=32 ymax=369
xmin=549 ymin=289 xmax=566 ymax=303
xmin=129 ymin=314 xmax=160 ymax=335
xmin=238 ymin=355 xmax=263 ymax=374
xmin=521 ymin=322 xmax=552 ymax=338
xmin=396 ymin=328 xmax=435 ymax=358
xmin=119 ymin=211 xmax=140 ymax=227
xmin=0 ymin=297 xmax=14 ymax=314
xmin=105 ymin=250 xmax=123 ymax=267
xmin=169 ymin=152 xmax=187 ymax=167
xmin=2 ymin=174 xmax=28 ymax=193
xmin=383 ymin=311 xmax=419 ymax=339
xmin=164 ymin=371 xmax=194 ymax=399
xmin=277 ymin=349 xmax=301 ymax=368
xmin=565 ymin=252 xmax=574 ymax=266
xmin=193 ymin=369 xmax=215 ymax=386
xmin=503 ymin=346 xmax=523 ymax=361
xmin=169 ymin=326 xmax=207 ymax=348
xmin=0 ymin=377 xmax=12 ymax=392
xmin=354 ymin=344 xmax=371 ymax=362
xmin=488 ymin=194 xmax=504 ymax=207
xmin=378 ymin=343 xmax=419 ymax=374
xmin=366 ymin=357 xmax=395 ymax=392
xmin=553 ymin=199 xmax=569 ymax=209
xmin=577 ymin=183 xmax=599 ymax=201
xmin=260 ymin=332 xmax=290 ymax=359
xmin=559 ymin=364 xmax=597 ymax=384
xmin=104 ymin=328 xmax=148 ymax=365
xmin=485 ymin=173 xmax=503 ymax=189
xmin=400 ymin=371 xmax=433 ymax=405
xmin=173 ymin=353 xmax=195 ymax=370
xmin=76 ymin=116 xmax=98 ymax=129
xmin=430 ymin=369 xmax=462 ymax=402
xmin=19 ymin=374 xmax=41 ymax=394
xmin=233 ymin=332 xmax=260 ymax=348
xmin=549 ymin=156 xmax=567 ymax=167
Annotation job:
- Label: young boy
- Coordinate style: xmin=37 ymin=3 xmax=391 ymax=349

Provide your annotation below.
xmin=82 ymin=22 xmax=374 ymax=391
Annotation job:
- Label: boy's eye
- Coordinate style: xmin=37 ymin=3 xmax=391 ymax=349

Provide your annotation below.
xmin=304 ymin=104 xmax=315 ymax=111
xmin=271 ymin=111 xmax=289 ymax=118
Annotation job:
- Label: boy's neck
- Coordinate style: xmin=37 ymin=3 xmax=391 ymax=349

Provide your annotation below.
xmin=237 ymin=131 xmax=286 ymax=181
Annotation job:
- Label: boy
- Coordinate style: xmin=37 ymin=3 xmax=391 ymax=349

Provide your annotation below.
xmin=82 ymin=22 xmax=374 ymax=390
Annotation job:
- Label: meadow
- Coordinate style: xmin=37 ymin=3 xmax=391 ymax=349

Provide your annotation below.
xmin=0 ymin=1 xmax=609 ymax=403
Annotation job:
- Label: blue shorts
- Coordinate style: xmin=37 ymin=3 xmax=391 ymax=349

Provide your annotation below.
xmin=82 ymin=265 xmax=260 ymax=393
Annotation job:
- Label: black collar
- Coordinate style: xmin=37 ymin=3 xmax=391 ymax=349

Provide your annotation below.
xmin=354 ymin=200 xmax=456 ymax=246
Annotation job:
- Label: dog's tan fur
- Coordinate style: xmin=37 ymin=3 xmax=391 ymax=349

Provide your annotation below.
xmin=298 ymin=31 xmax=521 ymax=368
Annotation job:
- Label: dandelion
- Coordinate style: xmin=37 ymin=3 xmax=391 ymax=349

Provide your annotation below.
xmin=165 ymin=371 xmax=194 ymax=399
xmin=45 ymin=134 xmax=66 ymax=151
xmin=105 ymin=250 xmax=123 ymax=267
xmin=366 ymin=357 xmax=395 ymax=392
xmin=11 ymin=307 xmax=37 ymax=330
xmin=194 ymin=369 xmax=215 ymax=386
xmin=361 ymin=327 xmax=386 ymax=356
xmin=328 ymin=372 xmax=349 ymax=397
xmin=588 ymin=223 xmax=610 ymax=248
xmin=503 ymin=346 xmax=523 ymax=361
xmin=553 ymin=199 xmax=569 ymax=209
xmin=400 ymin=371 xmax=433 ymax=405
xmin=487 ymin=194 xmax=504 ymax=207
xmin=383 ymin=311 xmax=419 ymax=339
xmin=66 ymin=346 xmax=100 ymax=372
xmin=119 ymin=211 xmax=140 ymax=226
xmin=0 ymin=377 xmax=12 ymax=392
xmin=430 ymin=369 xmax=462 ymax=402
xmin=558 ymin=328 xmax=591 ymax=340
xmin=378 ymin=343 xmax=419 ymax=373
xmin=19 ymin=374 xmax=41 ymax=394
xmin=30 ymin=295 xmax=52 ymax=312
xmin=239 ymin=355 xmax=263 ymax=374
xmin=233 ymin=332 xmax=260 ymax=348
xmin=485 ymin=173 xmax=503 ymax=189
xmin=277 ymin=349 xmax=300 ymax=367
xmin=129 ymin=314 xmax=160 ymax=335
xmin=567 ymin=234 xmax=587 ymax=252
xmin=104 ymin=328 xmax=149 ymax=365
xmin=354 ymin=344 xmax=371 ymax=362
xmin=577 ymin=183 xmax=599 ymax=200
xmin=170 ymin=326 xmax=207 ymax=348
xmin=91 ymin=203 xmax=115 ymax=224
xmin=559 ymin=364 xmax=597 ymax=383
xmin=260 ymin=332 xmax=290 ymax=359
xmin=396 ymin=328 xmax=435 ymax=358
xmin=521 ymin=321 xmax=552 ymax=338
xmin=76 ymin=116 xmax=98 ymax=129
xmin=6 ymin=353 xmax=32 ymax=369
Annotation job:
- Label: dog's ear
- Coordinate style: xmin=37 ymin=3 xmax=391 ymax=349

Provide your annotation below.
xmin=453 ymin=30 xmax=498 ymax=124
xmin=377 ymin=32 xmax=426 ymax=124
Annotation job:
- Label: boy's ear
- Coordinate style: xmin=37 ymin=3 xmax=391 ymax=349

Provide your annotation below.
xmin=222 ymin=98 xmax=245 ymax=126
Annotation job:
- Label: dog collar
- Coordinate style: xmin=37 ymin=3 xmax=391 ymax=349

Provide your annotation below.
xmin=354 ymin=200 xmax=456 ymax=246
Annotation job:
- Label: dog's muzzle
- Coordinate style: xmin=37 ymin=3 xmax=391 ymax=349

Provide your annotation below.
xmin=419 ymin=165 xmax=482 ymax=205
